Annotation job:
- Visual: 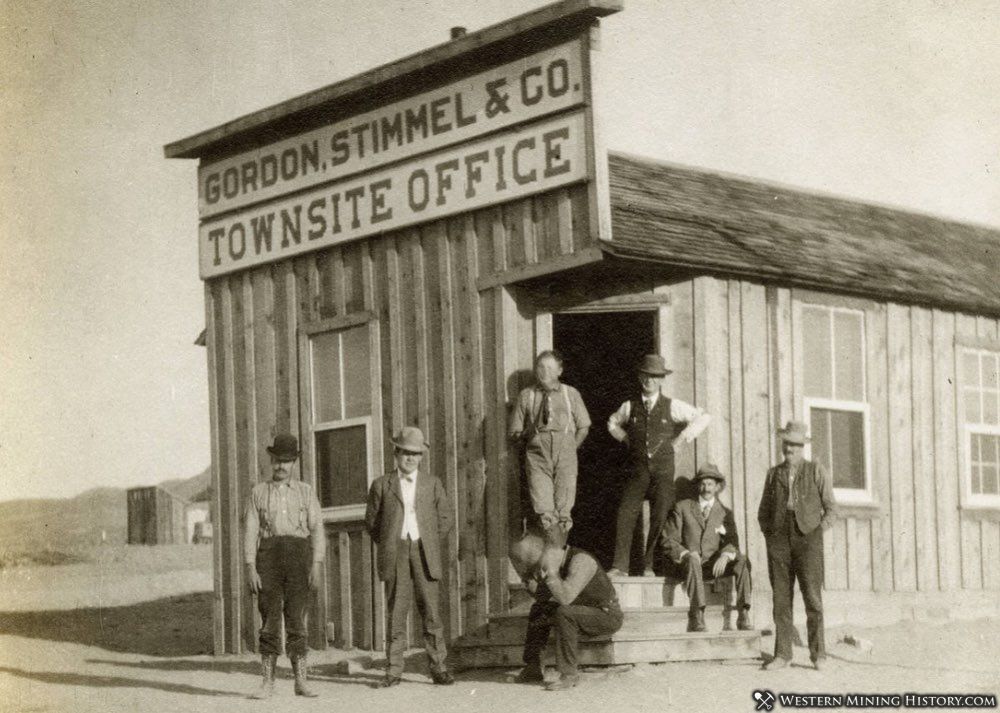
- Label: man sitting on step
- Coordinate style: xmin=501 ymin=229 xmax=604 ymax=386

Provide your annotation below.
xmin=509 ymin=534 xmax=623 ymax=691
xmin=663 ymin=463 xmax=753 ymax=633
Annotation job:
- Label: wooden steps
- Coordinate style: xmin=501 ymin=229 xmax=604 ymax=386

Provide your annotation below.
xmin=451 ymin=575 xmax=761 ymax=670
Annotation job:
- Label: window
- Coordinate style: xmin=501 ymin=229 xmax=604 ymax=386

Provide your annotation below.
xmin=960 ymin=348 xmax=1000 ymax=507
xmin=797 ymin=303 xmax=872 ymax=503
xmin=310 ymin=323 xmax=373 ymax=520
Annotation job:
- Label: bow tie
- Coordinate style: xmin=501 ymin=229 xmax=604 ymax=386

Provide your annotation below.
xmin=399 ymin=473 xmax=414 ymax=483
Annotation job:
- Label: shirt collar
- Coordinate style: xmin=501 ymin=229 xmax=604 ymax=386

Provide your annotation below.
xmin=536 ymin=382 xmax=561 ymax=394
xmin=698 ymin=496 xmax=715 ymax=510
xmin=642 ymin=392 xmax=660 ymax=407
xmin=397 ymin=468 xmax=417 ymax=483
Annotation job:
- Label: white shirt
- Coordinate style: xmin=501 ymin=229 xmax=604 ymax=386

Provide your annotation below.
xmin=398 ymin=468 xmax=420 ymax=540
xmin=607 ymin=393 xmax=711 ymax=446
xmin=698 ymin=496 xmax=716 ymax=518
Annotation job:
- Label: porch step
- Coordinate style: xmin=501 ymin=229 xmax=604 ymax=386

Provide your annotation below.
xmin=484 ymin=607 xmax=733 ymax=643
xmin=509 ymin=574 xmax=736 ymax=611
xmin=451 ymin=628 xmax=761 ymax=670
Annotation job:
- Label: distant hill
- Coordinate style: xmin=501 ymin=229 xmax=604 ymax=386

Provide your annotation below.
xmin=0 ymin=469 xmax=210 ymax=553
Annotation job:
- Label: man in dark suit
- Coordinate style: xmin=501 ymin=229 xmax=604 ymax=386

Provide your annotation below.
xmin=365 ymin=426 xmax=455 ymax=687
xmin=663 ymin=463 xmax=752 ymax=632
xmin=758 ymin=421 xmax=837 ymax=671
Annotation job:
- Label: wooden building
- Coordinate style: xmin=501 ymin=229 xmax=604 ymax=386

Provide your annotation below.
xmin=126 ymin=486 xmax=188 ymax=545
xmin=165 ymin=0 xmax=1000 ymax=656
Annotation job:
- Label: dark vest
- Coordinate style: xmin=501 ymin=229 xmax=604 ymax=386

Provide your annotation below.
xmin=559 ymin=547 xmax=618 ymax=610
xmin=763 ymin=459 xmax=824 ymax=535
xmin=626 ymin=394 xmax=685 ymax=471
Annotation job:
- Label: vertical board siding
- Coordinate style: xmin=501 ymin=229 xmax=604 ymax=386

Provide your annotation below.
xmin=977 ymin=318 xmax=1000 ymax=591
xmin=866 ymin=305 xmax=891 ymax=593
xmin=932 ymin=310 xmax=962 ymax=591
xmin=911 ymin=307 xmax=939 ymax=591
xmin=955 ymin=314 xmax=983 ymax=590
xmin=886 ymin=304 xmax=917 ymax=591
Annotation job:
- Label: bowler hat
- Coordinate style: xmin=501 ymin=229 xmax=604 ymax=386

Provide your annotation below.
xmin=694 ymin=462 xmax=726 ymax=488
xmin=267 ymin=433 xmax=300 ymax=461
xmin=777 ymin=420 xmax=811 ymax=445
xmin=637 ymin=354 xmax=672 ymax=376
xmin=391 ymin=426 xmax=429 ymax=453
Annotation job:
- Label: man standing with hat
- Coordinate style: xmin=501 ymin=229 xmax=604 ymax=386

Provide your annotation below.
xmin=758 ymin=421 xmax=837 ymax=671
xmin=663 ymin=463 xmax=753 ymax=632
xmin=365 ymin=426 xmax=455 ymax=687
xmin=244 ymin=432 xmax=325 ymax=699
xmin=607 ymin=354 xmax=711 ymax=577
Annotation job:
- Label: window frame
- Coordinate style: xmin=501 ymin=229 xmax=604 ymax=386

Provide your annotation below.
xmin=957 ymin=346 xmax=1000 ymax=510
xmin=794 ymin=300 xmax=875 ymax=505
xmin=304 ymin=316 xmax=379 ymax=523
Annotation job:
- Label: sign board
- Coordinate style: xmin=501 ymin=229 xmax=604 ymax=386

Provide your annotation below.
xmin=200 ymin=111 xmax=588 ymax=277
xmin=198 ymin=40 xmax=586 ymax=219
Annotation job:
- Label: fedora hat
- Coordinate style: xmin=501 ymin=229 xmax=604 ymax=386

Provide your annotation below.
xmin=391 ymin=426 xmax=429 ymax=453
xmin=694 ymin=462 xmax=726 ymax=488
xmin=637 ymin=354 xmax=672 ymax=376
xmin=777 ymin=420 xmax=811 ymax=445
xmin=266 ymin=433 xmax=300 ymax=461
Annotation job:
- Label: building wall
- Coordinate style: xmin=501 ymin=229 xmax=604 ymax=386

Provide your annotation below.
xmin=675 ymin=277 xmax=1000 ymax=623
xmin=204 ymin=184 xmax=592 ymax=654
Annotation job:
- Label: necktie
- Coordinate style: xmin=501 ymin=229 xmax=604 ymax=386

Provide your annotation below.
xmin=644 ymin=398 xmax=653 ymax=412
xmin=540 ymin=390 xmax=551 ymax=427
xmin=702 ymin=502 xmax=711 ymax=520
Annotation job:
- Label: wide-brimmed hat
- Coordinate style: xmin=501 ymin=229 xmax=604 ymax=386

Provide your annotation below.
xmin=391 ymin=426 xmax=429 ymax=453
xmin=266 ymin=433 xmax=300 ymax=461
xmin=777 ymin=420 xmax=811 ymax=445
xmin=694 ymin=462 xmax=726 ymax=488
xmin=637 ymin=354 xmax=672 ymax=376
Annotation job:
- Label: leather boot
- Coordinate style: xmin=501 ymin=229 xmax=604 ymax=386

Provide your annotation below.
xmin=291 ymin=655 xmax=318 ymax=697
xmin=251 ymin=654 xmax=277 ymax=699
xmin=736 ymin=607 xmax=753 ymax=631
xmin=687 ymin=608 xmax=706 ymax=632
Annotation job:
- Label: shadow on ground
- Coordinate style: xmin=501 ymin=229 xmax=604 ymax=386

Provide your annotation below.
xmin=0 ymin=666 xmax=240 ymax=697
xmin=0 ymin=592 xmax=212 ymax=656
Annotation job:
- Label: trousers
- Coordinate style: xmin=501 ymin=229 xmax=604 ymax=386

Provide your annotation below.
xmin=523 ymin=600 xmax=623 ymax=676
xmin=612 ymin=461 xmax=674 ymax=572
xmin=256 ymin=536 xmax=311 ymax=658
xmin=385 ymin=537 xmax=448 ymax=677
xmin=525 ymin=432 xmax=578 ymax=528
xmin=766 ymin=513 xmax=826 ymax=662
xmin=667 ymin=551 xmax=752 ymax=610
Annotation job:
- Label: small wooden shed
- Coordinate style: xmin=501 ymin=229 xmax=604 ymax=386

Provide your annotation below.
xmin=126 ymin=486 xmax=188 ymax=545
xmin=165 ymin=0 xmax=1000 ymax=656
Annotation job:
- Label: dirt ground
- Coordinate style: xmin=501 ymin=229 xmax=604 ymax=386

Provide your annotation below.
xmin=0 ymin=547 xmax=997 ymax=713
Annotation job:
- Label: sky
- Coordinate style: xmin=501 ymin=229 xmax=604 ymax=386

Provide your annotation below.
xmin=1 ymin=0 xmax=998 ymax=502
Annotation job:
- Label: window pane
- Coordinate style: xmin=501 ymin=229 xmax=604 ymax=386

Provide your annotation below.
xmin=810 ymin=408 xmax=834 ymax=474
xmin=984 ymin=354 xmax=999 ymax=391
xmin=312 ymin=332 xmax=342 ymax=423
xmin=833 ymin=311 xmax=864 ymax=401
xmin=971 ymin=432 xmax=982 ymax=464
xmin=984 ymin=388 xmax=999 ymax=426
xmin=315 ymin=425 xmax=369 ymax=508
xmin=341 ymin=325 xmax=371 ymax=418
xmin=802 ymin=306 xmax=832 ymax=398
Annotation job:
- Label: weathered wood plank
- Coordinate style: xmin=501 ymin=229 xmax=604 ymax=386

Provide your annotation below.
xmin=220 ymin=278 xmax=243 ymax=652
xmin=826 ymin=519 xmax=849 ymax=590
xmin=910 ymin=307 xmax=939 ymax=591
xmin=326 ymin=528 xmax=342 ymax=647
xmin=740 ymin=283 xmax=771 ymax=590
xmin=726 ymin=281 xmax=750 ymax=581
xmin=671 ymin=281 xmax=696 ymax=481
xmin=955 ymin=314 xmax=983 ymax=590
xmin=339 ymin=531 xmax=352 ymax=649
xmin=344 ymin=242 xmax=365 ymax=313
xmin=866 ymin=305 xmax=893 ymax=593
xmin=272 ymin=262 xmax=293 ymax=435
xmin=886 ymin=304 xmax=916 ymax=591
xmin=385 ymin=239 xmax=406 ymax=430
xmin=397 ymin=233 xmax=420 ymax=425
xmin=931 ymin=310 xmax=961 ymax=591
xmin=480 ymin=287 xmax=506 ymax=613
xmin=697 ymin=277 xmax=730 ymax=480
xmin=205 ymin=282 xmax=226 ymax=654
xmin=435 ymin=225 xmax=463 ymax=638
xmin=847 ymin=520 xmax=873 ymax=591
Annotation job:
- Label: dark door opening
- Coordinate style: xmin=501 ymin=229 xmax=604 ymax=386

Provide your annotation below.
xmin=554 ymin=311 xmax=656 ymax=568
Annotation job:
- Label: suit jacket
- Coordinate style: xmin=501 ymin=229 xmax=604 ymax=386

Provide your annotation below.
xmin=757 ymin=459 xmax=836 ymax=537
xmin=663 ymin=497 xmax=740 ymax=564
xmin=365 ymin=469 xmax=454 ymax=582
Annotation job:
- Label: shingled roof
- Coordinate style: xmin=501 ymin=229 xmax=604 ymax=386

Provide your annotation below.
xmin=605 ymin=151 xmax=1000 ymax=317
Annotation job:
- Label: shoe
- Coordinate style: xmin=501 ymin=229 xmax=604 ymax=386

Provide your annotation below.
xmin=291 ymin=655 xmax=318 ymax=697
xmin=763 ymin=657 xmax=790 ymax=671
xmin=250 ymin=654 xmax=277 ymax=699
xmin=378 ymin=676 xmax=402 ymax=688
xmin=545 ymin=674 xmax=579 ymax=691
xmin=687 ymin=609 xmax=706 ymax=633
xmin=606 ymin=568 xmax=626 ymax=577
xmin=514 ymin=662 xmax=544 ymax=683
xmin=431 ymin=670 xmax=455 ymax=686
xmin=813 ymin=658 xmax=826 ymax=671
xmin=736 ymin=608 xmax=753 ymax=631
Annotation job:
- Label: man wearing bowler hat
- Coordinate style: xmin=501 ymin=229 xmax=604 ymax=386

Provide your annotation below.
xmin=607 ymin=354 xmax=711 ymax=577
xmin=365 ymin=426 xmax=455 ymax=687
xmin=244 ymin=432 xmax=325 ymax=699
xmin=663 ymin=463 xmax=753 ymax=632
xmin=758 ymin=421 xmax=837 ymax=671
